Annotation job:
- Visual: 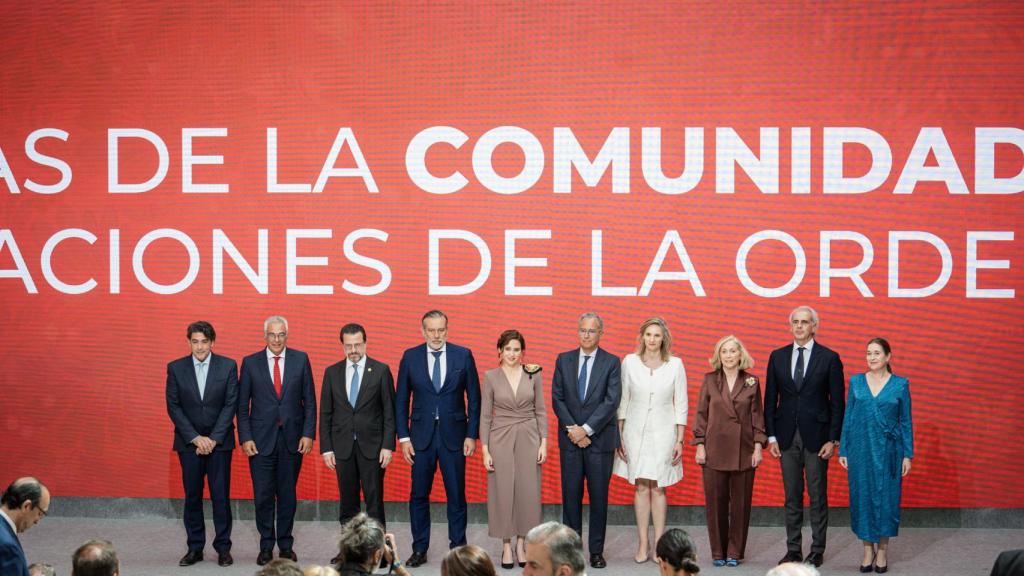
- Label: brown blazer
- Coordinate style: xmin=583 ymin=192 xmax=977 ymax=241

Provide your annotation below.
xmin=691 ymin=369 xmax=767 ymax=471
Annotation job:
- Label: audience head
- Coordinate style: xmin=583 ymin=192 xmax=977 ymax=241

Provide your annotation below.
xmin=442 ymin=545 xmax=497 ymax=576
xmin=524 ymin=521 xmax=585 ymax=576
xmin=708 ymin=334 xmax=754 ymax=371
xmin=655 ymin=528 xmax=699 ymax=575
xmin=258 ymin=558 xmax=303 ymax=576
xmin=635 ymin=317 xmax=673 ymax=361
xmin=336 ymin=513 xmax=386 ymax=570
xmin=28 ymin=564 xmax=56 ymax=576
xmin=1 ymin=477 xmax=50 ymax=533
xmin=765 ymin=562 xmax=820 ymax=576
xmin=71 ymin=540 xmax=119 ymax=576
xmin=304 ymin=565 xmax=341 ymax=576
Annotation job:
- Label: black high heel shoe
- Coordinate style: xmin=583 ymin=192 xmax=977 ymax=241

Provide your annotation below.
xmin=501 ymin=548 xmax=515 ymax=569
xmin=860 ymin=551 xmax=876 ymax=573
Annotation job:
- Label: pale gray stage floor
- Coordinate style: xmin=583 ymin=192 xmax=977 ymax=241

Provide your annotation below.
xmin=21 ymin=518 xmax=1022 ymax=576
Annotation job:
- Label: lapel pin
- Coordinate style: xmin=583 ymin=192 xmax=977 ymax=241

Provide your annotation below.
xmin=368 ymin=367 xmax=373 ymax=372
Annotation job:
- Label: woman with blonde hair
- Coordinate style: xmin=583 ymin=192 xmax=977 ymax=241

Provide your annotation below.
xmin=614 ymin=317 xmax=688 ymax=563
xmin=692 ymin=335 xmax=765 ymax=567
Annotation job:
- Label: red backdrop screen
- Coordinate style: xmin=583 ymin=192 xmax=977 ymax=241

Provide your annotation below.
xmin=2 ymin=2 xmax=1023 ymax=509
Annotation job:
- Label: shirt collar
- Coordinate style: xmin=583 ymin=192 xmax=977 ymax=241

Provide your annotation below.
xmin=266 ymin=347 xmax=287 ymax=359
xmin=579 ymin=347 xmax=598 ymax=359
xmin=428 ymin=344 xmax=447 ymax=355
xmin=193 ymin=354 xmax=211 ymax=368
xmin=0 ymin=509 xmax=16 ymax=534
xmin=347 ymin=356 xmax=365 ymax=370
xmin=793 ymin=338 xmax=816 ymax=352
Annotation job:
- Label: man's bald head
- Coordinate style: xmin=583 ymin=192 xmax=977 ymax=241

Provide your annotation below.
xmin=72 ymin=540 xmax=119 ymax=576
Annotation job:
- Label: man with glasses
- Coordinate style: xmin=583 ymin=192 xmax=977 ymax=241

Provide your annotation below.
xmin=395 ymin=310 xmax=480 ymax=567
xmin=166 ymin=321 xmax=239 ymax=567
xmin=551 ymin=312 xmax=621 ymax=569
xmin=0 ymin=477 xmax=50 ymax=576
xmin=238 ymin=316 xmax=317 ymax=566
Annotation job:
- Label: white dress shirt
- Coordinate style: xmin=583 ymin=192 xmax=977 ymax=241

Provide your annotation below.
xmin=0 ymin=508 xmax=17 ymax=535
xmin=577 ymin=348 xmax=598 ymax=436
xmin=193 ymin=354 xmax=210 ymax=400
xmin=399 ymin=345 xmax=447 ymax=444
xmin=266 ymin=347 xmax=286 ymax=380
xmin=323 ymin=356 xmax=366 ymax=458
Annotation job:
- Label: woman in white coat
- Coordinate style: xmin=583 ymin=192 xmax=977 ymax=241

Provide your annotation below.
xmin=614 ymin=317 xmax=688 ymax=563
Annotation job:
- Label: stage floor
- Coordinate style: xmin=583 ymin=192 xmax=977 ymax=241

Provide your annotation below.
xmin=22 ymin=518 xmax=1019 ymax=576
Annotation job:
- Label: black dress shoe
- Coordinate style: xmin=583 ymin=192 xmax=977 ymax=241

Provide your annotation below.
xmin=590 ymin=554 xmax=607 ymax=569
xmin=407 ymin=551 xmax=428 ymax=567
xmin=279 ymin=550 xmax=298 ymax=562
xmin=256 ymin=550 xmax=274 ymax=566
xmin=218 ymin=552 xmax=233 ymax=567
xmin=779 ymin=550 xmax=803 ymax=564
xmin=804 ymin=552 xmax=824 ymax=567
xmin=179 ymin=550 xmax=203 ymax=566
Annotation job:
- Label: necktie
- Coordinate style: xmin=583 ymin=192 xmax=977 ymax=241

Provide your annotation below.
xmin=273 ymin=356 xmax=282 ymax=398
xmin=794 ymin=347 xmax=805 ymax=389
xmin=431 ymin=351 xmax=443 ymax=392
xmin=578 ymin=355 xmax=592 ymax=401
xmin=197 ymin=362 xmax=207 ymax=401
xmin=349 ymin=363 xmax=360 ymax=408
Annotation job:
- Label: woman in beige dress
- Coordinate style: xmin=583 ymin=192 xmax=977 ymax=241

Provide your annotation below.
xmin=614 ymin=317 xmax=688 ymax=563
xmin=480 ymin=329 xmax=548 ymax=569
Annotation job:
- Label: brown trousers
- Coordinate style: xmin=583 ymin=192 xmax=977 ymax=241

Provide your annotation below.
xmin=702 ymin=467 xmax=756 ymax=560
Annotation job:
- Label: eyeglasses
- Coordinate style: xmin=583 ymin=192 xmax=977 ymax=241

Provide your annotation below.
xmin=266 ymin=332 xmax=288 ymax=340
xmin=578 ymin=329 xmax=600 ymax=336
xmin=34 ymin=504 xmax=48 ymax=517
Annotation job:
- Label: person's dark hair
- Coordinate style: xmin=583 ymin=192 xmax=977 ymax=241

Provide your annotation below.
xmin=257 ymin=558 xmax=303 ymax=576
xmin=1 ymin=477 xmax=44 ymax=510
xmin=336 ymin=513 xmax=385 ymax=568
xmin=422 ymin=309 xmax=448 ymax=326
xmin=656 ymin=528 xmax=700 ymax=574
xmin=186 ymin=320 xmax=216 ymax=342
xmin=71 ymin=540 xmax=119 ymax=576
xmin=868 ymin=337 xmax=893 ymax=373
xmin=496 ymin=330 xmax=525 ymax=353
xmin=441 ymin=545 xmax=497 ymax=576
xmin=340 ymin=323 xmax=367 ymax=343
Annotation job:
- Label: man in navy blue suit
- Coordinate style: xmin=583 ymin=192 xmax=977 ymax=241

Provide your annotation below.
xmin=551 ymin=312 xmax=621 ymax=570
xmin=0 ymin=477 xmax=50 ymax=576
xmin=238 ymin=315 xmax=317 ymax=566
xmin=764 ymin=306 xmax=845 ymax=568
xmin=396 ymin=310 xmax=481 ymax=567
xmin=166 ymin=320 xmax=239 ymax=567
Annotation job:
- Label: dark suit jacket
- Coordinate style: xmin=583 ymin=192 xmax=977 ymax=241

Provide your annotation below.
xmin=395 ymin=343 xmax=481 ymax=452
xmin=166 ymin=353 xmax=239 ymax=452
xmin=320 ymin=356 xmax=396 ymax=460
xmin=990 ymin=549 xmax=1024 ymax=576
xmin=764 ymin=341 xmax=845 ymax=452
xmin=237 ymin=347 xmax=317 ymax=455
xmin=551 ymin=347 xmax=622 ymax=452
xmin=692 ymin=369 xmax=767 ymax=471
xmin=0 ymin=515 xmax=27 ymax=576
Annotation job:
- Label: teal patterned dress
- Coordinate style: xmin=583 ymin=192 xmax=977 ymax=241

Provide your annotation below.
xmin=838 ymin=373 xmax=914 ymax=543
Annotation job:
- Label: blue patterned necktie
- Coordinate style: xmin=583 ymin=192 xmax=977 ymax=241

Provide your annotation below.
xmin=431 ymin=351 xmax=443 ymax=392
xmin=349 ymin=363 xmax=360 ymax=408
xmin=794 ymin=347 xmax=805 ymax=389
xmin=578 ymin=355 xmax=592 ymax=401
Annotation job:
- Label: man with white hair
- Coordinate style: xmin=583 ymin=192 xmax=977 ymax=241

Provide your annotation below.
xmin=522 ymin=522 xmax=586 ymax=576
xmin=239 ymin=315 xmax=317 ymax=565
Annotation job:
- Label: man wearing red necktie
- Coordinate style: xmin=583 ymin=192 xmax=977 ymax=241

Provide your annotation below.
xmin=238 ymin=315 xmax=317 ymax=566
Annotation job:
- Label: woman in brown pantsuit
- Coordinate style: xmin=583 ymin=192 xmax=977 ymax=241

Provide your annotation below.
xmin=692 ymin=335 xmax=766 ymax=567
xmin=480 ymin=330 xmax=548 ymax=569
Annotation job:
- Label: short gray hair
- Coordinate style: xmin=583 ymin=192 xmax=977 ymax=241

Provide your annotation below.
xmin=525 ymin=522 xmax=585 ymax=576
xmin=766 ymin=562 xmax=820 ymax=576
xmin=28 ymin=564 xmax=56 ymax=576
xmin=789 ymin=305 xmax=819 ymax=328
xmin=264 ymin=315 xmax=289 ymax=333
xmin=577 ymin=312 xmax=603 ymax=332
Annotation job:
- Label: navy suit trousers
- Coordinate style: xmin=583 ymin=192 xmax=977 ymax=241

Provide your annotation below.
xmin=249 ymin=429 xmax=303 ymax=552
xmin=178 ymin=449 xmax=233 ymax=553
xmin=410 ymin=421 xmax=467 ymax=552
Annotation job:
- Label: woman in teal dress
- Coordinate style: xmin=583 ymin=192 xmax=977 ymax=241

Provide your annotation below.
xmin=839 ymin=337 xmax=913 ymax=574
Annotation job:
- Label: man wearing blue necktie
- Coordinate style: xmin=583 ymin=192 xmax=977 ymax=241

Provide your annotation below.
xmin=319 ymin=323 xmax=396 ymax=565
xmin=165 ymin=321 xmax=238 ymax=567
xmin=551 ymin=312 xmax=621 ymax=569
xmin=395 ymin=310 xmax=481 ymax=567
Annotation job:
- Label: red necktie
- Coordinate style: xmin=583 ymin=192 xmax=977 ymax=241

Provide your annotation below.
xmin=273 ymin=356 xmax=282 ymax=399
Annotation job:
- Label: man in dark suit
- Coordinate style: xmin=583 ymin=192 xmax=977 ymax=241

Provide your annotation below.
xmin=395 ymin=310 xmax=481 ymax=566
xmin=764 ymin=306 xmax=845 ymax=568
xmin=238 ymin=315 xmax=317 ymax=565
xmin=551 ymin=312 xmax=622 ymax=569
xmin=0 ymin=477 xmax=49 ymax=576
xmin=166 ymin=320 xmax=239 ymax=567
xmin=320 ymin=323 xmax=396 ymax=564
